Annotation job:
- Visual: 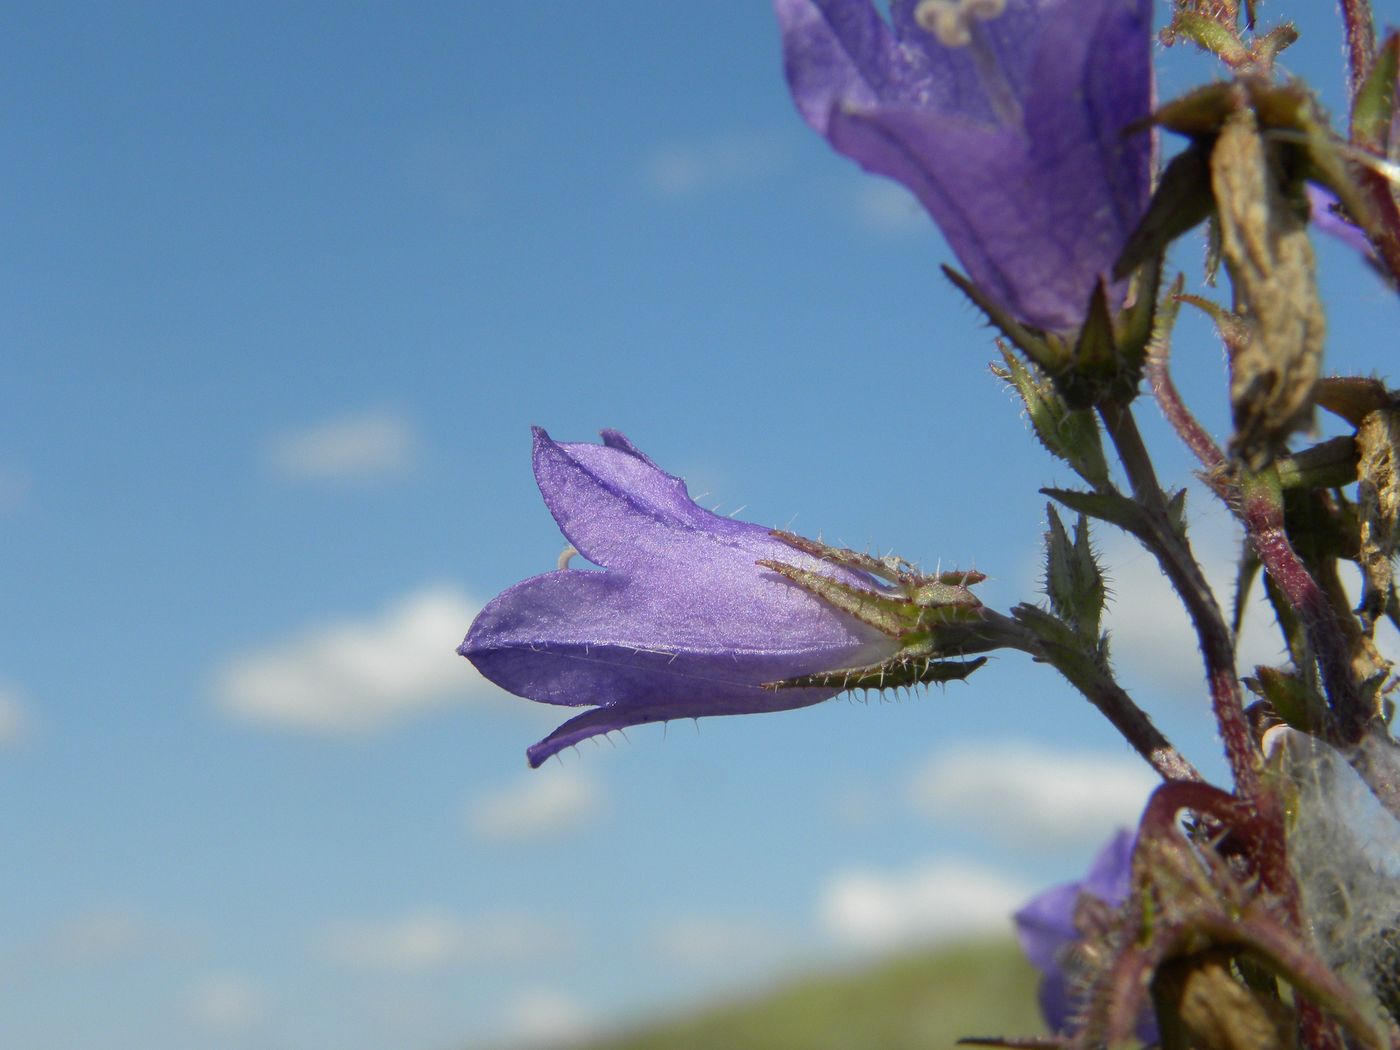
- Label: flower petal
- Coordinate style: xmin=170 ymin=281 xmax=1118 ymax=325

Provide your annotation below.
xmin=829 ymin=106 xmax=1097 ymax=329
xmin=521 ymin=674 xmax=838 ymax=768
xmin=532 ymin=427 xmax=770 ymax=572
xmin=1013 ymin=882 xmax=1081 ymax=972
xmin=1079 ymin=826 xmax=1136 ymax=901
xmin=775 ymin=0 xmax=900 ymax=134
xmin=1023 ymin=0 xmax=1152 ymax=245
xmin=462 ymin=567 xmax=897 ymax=765
xmin=464 ymin=568 xmax=892 ymax=698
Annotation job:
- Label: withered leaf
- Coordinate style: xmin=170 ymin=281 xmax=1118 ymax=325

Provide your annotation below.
xmin=1356 ymin=408 xmax=1400 ymax=623
xmin=1210 ymin=108 xmax=1324 ymax=469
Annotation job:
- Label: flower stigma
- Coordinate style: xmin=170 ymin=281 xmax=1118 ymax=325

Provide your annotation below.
xmin=913 ymin=0 xmax=1022 ymax=128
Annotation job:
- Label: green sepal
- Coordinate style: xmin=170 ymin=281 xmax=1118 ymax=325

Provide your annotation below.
xmin=1115 ymin=247 xmax=1163 ymax=371
xmin=765 ymin=654 xmax=987 ymax=692
xmin=1114 ymin=145 xmax=1215 ymax=280
xmin=1043 ymin=505 xmax=1107 ymax=642
xmin=1061 ymin=280 xmax=1143 ymax=407
xmin=767 ymin=530 xmax=985 ymax=591
xmin=1352 ymin=31 xmax=1400 ymax=153
xmin=1166 ymin=12 xmax=1248 ymax=65
xmin=760 ymin=536 xmax=985 ymax=639
xmin=993 ymin=347 xmax=1111 ymax=489
xmin=941 ymin=265 xmax=1067 ymax=375
xmin=757 ymin=559 xmax=920 ymax=639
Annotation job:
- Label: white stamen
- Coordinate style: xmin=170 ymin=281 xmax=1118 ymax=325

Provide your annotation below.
xmin=557 ymin=545 xmax=578 ymax=570
xmin=914 ymin=0 xmax=1007 ymax=48
xmin=913 ymin=0 xmax=1021 ymax=128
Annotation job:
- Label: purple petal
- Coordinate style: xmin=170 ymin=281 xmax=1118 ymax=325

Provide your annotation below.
xmin=465 ymin=568 xmax=889 ymax=698
xmin=1307 ymin=183 xmax=1375 ymax=260
xmin=1013 ymin=882 xmax=1081 ymax=972
xmin=1080 ymin=826 xmax=1137 ymax=902
xmin=464 ymin=429 xmax=907 ymax=767
xmin=533 ymin=428 xmax=777 ymax=572
xmin=1036 ymin=969 xmax=1077 ymax=1036
xmin=521 ymin=675 xmax=838 ymax=768
xmin=776 ymin=0 xmax=1153 ymax=331
xmin=1013 ymin=828 xmax=1146 ymax=1038
xmin=775 ymin=0 xmax=900 ymax=133
xmin=833 ymin=105 xmax=1125 ymax=330
xmin=465 ymin=569 xmax=888 ymax=767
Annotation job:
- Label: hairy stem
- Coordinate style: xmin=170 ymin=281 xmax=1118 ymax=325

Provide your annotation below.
xmin=1239 ymin=471 xmax=1400 ymax=824
xmin=975 ymin=609 xmax=1203 ymax=783
xmin=1240 ymin=472 xmax=1364 ymax=734
xmin=1340 ymin=0 xmax=1378 ymax=109
xmin=1147 ymin=347 xmax=1226 ymax=476
xmin=1099 ymin=401 xmax=1260 ymax=798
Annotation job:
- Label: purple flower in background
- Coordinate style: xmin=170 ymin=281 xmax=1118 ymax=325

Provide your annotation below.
xmin=776 ymin=0 xmax=1153 ymax=332
xmin=1014 ymin=828 xmax=1156 ymax=1042
xmin=1306 ymin=183 xmax=1376 ymax=261
xmin=460 ymin=429 xmax=900 ymax=767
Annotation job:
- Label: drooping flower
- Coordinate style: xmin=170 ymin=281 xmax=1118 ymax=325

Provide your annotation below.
xmin=460 ymin=429 xmax=902 ymax=767
xmin=1014 ymin=828 xmax=1157 ymax=1042
xmin=775 ymin=0 xmax=1153 ymax=332
xmin=1306 ymin=183 xmax=1379 ymax=263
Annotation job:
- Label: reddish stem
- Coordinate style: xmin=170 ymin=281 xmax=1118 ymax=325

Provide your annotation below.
xmin=1239 ymin=475 xmax=1366 ymax=739
xmin=1340 ymin=0 xmax=1378 ymax=107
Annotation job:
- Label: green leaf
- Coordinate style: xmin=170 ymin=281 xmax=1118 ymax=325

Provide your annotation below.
xmin=1042 ymin=487 xmax=1147 ymax=536
xmin=994 ymin=348 xmax=1111 ymax=489
xmin=1043 ymin=505 xmax=1106 ymax=641
xmin=1352 ymin=31 xmax=1400 ymax=153
xmin=941 ymin=265 xmax=1066 ymax=374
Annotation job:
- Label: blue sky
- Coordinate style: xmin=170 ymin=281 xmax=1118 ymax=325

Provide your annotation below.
xmin=4 ymin=3 xmax=1399 ymax=1048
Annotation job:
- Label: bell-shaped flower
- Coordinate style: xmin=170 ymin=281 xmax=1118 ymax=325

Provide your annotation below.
xmin=460 ymin=429 xmax=901 ymax=767
xmin=776 ymin=0 xmax=1153 ymax=332
xmin=1014 ymin=828 xmax=1157 ymax=1042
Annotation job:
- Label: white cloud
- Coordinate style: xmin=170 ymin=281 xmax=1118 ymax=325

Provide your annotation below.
xmin=852 ymin=181 xmax=927 ymax=235
xmin=498 ymin=986 xmax=594 ymax=1048
xmin=908 ymin=741 xmax=1156 ymax=846
xmin=267 ymin=410 xmax=417 ymax=481
xmin=323 ymin=910 xmax=558 ymax=972
xmin=46 ymin=906 xmax=146 ymax=965
xmin=466 ymin=767 xmax=603 ymax=842
xmin=0 ymin=685 xmax=31 ymax=747
xmin=39 ymin=905 xmax=198 ymax=968
xmin=820 ymin=858 xmax=1032 ymax=951
xmin=213 ymin=587 xmax=485 ymax=733
xmin=187 ymin=975 xmax=262 ymax=1029
xmin=642 ymin=134 xmax=785 ymax=198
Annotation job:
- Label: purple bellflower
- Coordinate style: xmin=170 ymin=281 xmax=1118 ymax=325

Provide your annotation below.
xmin=1014 ymin=828 xmax=1157 ymax=1042
xmin=460 ymin=429 xmax=901 ymax=767
xmin=1306 ymin=183 xmax=1376 ymax=261
xmin=776 ymin=0 xmax=1153 ymax=332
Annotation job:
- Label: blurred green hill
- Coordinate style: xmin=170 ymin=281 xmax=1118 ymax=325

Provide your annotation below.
xmin=574 ymin=938 xmax=1045 ymax=1050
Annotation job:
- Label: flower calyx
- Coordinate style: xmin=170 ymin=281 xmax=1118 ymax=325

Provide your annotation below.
xmin=759 ymin=531 xmax=989 ymax=692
